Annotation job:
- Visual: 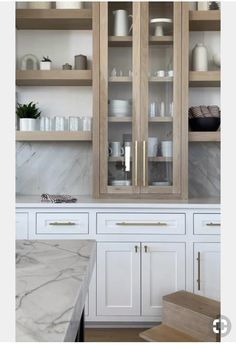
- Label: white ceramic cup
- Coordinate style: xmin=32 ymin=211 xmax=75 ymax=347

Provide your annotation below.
xmin=109 ymin=142 xmax=124 ymax=157
xmin=168 ymin=70 xmax=174 ymax=77
xmin=161 ymin=141 xmax=173 ymax=157
xmin=157 ymin=70 xmax=165 ymax=78
xmin=148 ymin=137 xmax=158 ymax=157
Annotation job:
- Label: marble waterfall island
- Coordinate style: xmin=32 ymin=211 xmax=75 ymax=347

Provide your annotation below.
xmin=16 ymin=240 xmax=96 ymax=342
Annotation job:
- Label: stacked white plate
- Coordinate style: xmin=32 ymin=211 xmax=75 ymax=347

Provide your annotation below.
xmin=108 ymin=100 xmax=132 ymax=117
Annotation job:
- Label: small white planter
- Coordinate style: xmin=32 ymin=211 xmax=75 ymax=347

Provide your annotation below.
xmin=20 ymin=119 xmax=36 ymax=131
xmin=56 ymin=2 xmax=83 ymax=9
xmin=40 ymin=61 xmax=51 ymax=70
xmin=28 ymin=2 xmax=52 ymax=9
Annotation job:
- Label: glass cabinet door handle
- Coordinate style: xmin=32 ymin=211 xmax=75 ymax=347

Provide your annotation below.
xmin=134 ymin=140 xmax=138 ymax=186
xmin=142 ymin=140 xmax=146 ymax=187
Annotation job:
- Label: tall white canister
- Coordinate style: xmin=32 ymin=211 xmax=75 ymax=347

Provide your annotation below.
xmin=192 ymin=43 xmax=208 ymax=71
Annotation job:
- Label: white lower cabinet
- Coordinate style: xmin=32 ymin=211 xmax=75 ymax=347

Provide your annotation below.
xmin=97 ymin=242 xmax=141 ymax=316
xmin=96 ymin=242 xmax=186 ymax=318
xmin=194 ymin=243 xmax=220 ymax=301
xmin=142 ymin=243 xmax=186 ymax=316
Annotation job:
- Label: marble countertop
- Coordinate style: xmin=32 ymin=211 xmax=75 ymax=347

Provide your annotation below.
xmin=16 ymin=195 xmax=220 ymax=209
xmin=16 ymin=239 xmax=96 ymax=342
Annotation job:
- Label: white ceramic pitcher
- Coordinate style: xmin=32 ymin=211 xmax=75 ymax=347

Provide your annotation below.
xmin=113 ymin=10 xmax=132 ymax=36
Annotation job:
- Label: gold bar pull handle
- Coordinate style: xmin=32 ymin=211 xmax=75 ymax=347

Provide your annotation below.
xmin=197 ymin=252 xmax=201 ymax=291
xmin=134 ymin=140 xmax=138 ymax=186
xmin=49 ymin=222 xmax=76 ymax=226
xmin=206 ymin=222 xmax=221 ymax=227
xmin=142 ymin=140 xmax=146 ymax=187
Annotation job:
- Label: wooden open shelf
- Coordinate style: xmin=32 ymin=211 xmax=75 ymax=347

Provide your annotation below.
xmin=189 ymin=71 xmax=220 ymax=87
xmin=149 ymin=36 xmax=173 ymax=44
xmin=108 ymin=117 xmax=132 ymax=123
xmin=16 ymin=131 xmax=92 ymax=142
xmin=149 ymin=117 xmax=173 ymax=122
xmin=16 ymin=70 xmax=92 ymax=86
xmin=16 ymin=9 xmax=92 ymax=30
xmin=189 ymin=10 xmax=220 ymax=31
xmin=189 ymin=132 xmax=220 ymax=142
xmin=108 ymin=36 xmax=132 ymax=47
xmin=108 ymin=76 xmax=132 ymax=82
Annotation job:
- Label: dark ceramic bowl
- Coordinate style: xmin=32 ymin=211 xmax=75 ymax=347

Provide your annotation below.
xmin=189 ymin=117 xmax=220 ymax=132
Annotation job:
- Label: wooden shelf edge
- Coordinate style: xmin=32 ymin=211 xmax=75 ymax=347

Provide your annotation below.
xmin=189 ymin=71 xmax=220 ymax=87
xmin=189 ymin=10 xmax=220 ymax=31
xmin=189 ymin=131 xmax=220 ymax=142
xmin=16 ymin=9 xmax=92 ymax=30
xmin=16 ymin=131 xmax=92 ymax=142
xmin=16 ymin=70 xmax=92 ymax=86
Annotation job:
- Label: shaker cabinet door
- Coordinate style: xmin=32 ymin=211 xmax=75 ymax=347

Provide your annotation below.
xmin=141 ymin=242 xmax=186 ymax=317
xmin=194 ymin=243 xmax=220 ymax=301
xmin=97 ymin=242 xmax=140 ymax=316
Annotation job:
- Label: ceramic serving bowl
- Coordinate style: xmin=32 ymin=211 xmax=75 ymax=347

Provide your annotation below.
xmin=189 ymin=117 xmax=220 ymax=132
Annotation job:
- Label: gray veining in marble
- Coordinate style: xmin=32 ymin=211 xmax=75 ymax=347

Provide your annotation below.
xmin=16 ymin=141 xmax=220 ymax=198
xmin=189 ymin=143 xmax=220 ymax=198
xmin=16 ymin=142 xmax=92 ymax=196
xmin=16 ymin=239 xmax=96 ymax=342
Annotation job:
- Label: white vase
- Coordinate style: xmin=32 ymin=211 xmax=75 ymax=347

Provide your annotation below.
xmin=55 ymin=2 xmax=83 ymax=9
xmin=40 ymin=61 xmax=51 ymax=70
xmin=192 ymin=43 xmax=208 ymax=71
xmin=28 ymin=2 xmax=52 ymax=9
xmin=197 ymin=2 xmax=209 ymax=11
xmin=20 ymin=119 xmax=36 ymax=131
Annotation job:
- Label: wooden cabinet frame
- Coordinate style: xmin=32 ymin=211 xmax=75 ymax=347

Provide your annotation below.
xmin=95 ymin=2 xmax=188 ymax=199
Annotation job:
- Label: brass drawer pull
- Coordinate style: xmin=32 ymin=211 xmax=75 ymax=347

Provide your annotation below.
xmin=134 ymin=140 xmax=138 ymax=186
xmin=116 ymin=222 xmax=168 ymax=226
xmin=197 ymin=252 xmax=201 ymax=291
xmin=206 ymin=222 xmax=221 ymax=227
xmin=49 ymin=222 xmax=76 ymax=226
xmin=142 ymin=140 xmax=146 ymax=187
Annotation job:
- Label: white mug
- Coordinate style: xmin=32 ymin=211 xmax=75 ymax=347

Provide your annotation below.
xmin=161 ymin=141 xmax=173 ymax=157
xmin=109 ymin=142 xmax=124 ymax=157
xmin=157 ymin=70 xmax=165 ymax=78
xmin=148 ymin=137 xmax=158 ymax=157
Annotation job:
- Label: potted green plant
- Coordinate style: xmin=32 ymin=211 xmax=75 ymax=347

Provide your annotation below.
xmin=16 ymin=102 xmax=41 ymax=131
xmin=40 ymin=56 xmax=52 ymax=70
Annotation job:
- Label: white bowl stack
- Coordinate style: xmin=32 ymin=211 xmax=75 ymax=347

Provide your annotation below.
xmin=108 ymin=99 xmax=132 ymax=117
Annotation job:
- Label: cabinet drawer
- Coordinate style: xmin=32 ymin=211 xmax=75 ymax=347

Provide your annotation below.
xmin=97 ymin=213 xmax=185 ymax=235
xmin=36 ymin=212 xmax=89 ymax=235
xmin=16 ymin=212 xmax=28 ymax=239
xmin=194 ymin=213 xmax=221 ymax=235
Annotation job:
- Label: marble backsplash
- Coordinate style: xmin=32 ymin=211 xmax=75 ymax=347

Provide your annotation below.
xmin=16 ymin=142 xmax=220 ymax=198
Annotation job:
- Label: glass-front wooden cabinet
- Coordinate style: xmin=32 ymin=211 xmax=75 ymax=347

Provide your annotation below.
xmin=99 ymin=2 xmax=184 ymax=198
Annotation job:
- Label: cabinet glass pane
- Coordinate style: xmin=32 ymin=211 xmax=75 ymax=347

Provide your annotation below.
xmin=107 ymin=2 xmax=133 ymax=188
xmin=148 ymin=2 xmax=174 ymax=187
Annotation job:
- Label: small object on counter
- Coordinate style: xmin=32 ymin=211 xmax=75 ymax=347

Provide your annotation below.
xmin=40 ymin=116 xmax=52 ymax=131
xmin=69 ymin=116 xmax=79 ymax=131
xmin=74 ymin=54 xmax=87 ymax=70
xmin=21 ymin=54 xmax=39 ymax=70
xmin=41 ymin=193 xmax=77 ymax=203
xmin=192 ymin=43 xmax=208 ymax=71
xmin=209 ymin=2 xmax=220 ymax=10
xmin=54 ymin=116 xmax=65 ymax=131
xmin=62 ymin=63 xmax=72 ymax=70
xmin=40 ymin=56 xmax=52 ymax=70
